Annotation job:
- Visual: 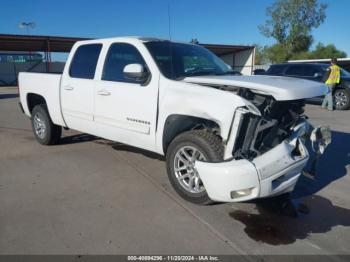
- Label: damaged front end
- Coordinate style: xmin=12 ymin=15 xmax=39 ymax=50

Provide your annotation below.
xmin=196 ymin=90 xmax=331 ymax=202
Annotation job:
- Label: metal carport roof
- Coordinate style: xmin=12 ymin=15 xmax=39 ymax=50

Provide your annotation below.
xmin=0 ymin=34 xmax=254 ymax=55
xmin=0 ymin=34 xmax=88 ymax=52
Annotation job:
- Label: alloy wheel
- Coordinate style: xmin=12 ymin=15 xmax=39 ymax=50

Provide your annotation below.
xmin=33 ymin=113 xmax=46 ymax=139
xmin=335 ymin=91 xmax=348 ymax=108
xmin=174 ymin=146 xmax=206 ymax=194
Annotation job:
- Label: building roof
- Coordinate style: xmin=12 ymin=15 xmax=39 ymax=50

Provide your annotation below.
xmin=0 ymin=34 xmax=89 ymax=52
xmin=0 ymin=34 xmax=254 ymax=55
xmin=199 ymin=43 xmax=254 ymax=55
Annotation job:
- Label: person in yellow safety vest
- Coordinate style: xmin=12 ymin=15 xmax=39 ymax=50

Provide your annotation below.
xmin=322 ymin=58 xmax=341 ymax=111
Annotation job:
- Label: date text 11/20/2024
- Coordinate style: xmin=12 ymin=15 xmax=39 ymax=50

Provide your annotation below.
xmin=127 ymin=255 xmax=219 ymax=261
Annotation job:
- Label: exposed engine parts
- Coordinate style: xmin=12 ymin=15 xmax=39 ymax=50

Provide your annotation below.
xmin=233 ymin=88 xmax=307 ymax=160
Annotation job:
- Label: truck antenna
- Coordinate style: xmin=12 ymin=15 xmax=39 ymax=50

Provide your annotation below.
xmin=167 ymin=0 xmax=172 ymax=41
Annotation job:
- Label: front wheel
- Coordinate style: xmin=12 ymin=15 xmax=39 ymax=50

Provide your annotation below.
xmin=31 ymin=104 xmax=62 ymax=145
xmin=166 ymin=130 xmax=224 ymax=205
xmin=334 ymin=89 xmax=350 ymax=110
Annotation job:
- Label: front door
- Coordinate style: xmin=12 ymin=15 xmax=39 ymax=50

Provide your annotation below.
xmin=94 ymin=42 xmax=159 ymax=151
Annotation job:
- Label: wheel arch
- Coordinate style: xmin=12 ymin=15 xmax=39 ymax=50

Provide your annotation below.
xmin=162 ymin=114 xmax=222 ymax=154
xmin=27 ymin=93 xmax=47 ymax=114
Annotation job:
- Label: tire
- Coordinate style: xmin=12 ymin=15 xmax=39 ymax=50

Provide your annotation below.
xmin=166 ymin=129 xmax=224 ymax=205
xmin=334 ymin=89 xmax=350 ymax=110
xmin=31 ymin=104 xmax=62 ymax=145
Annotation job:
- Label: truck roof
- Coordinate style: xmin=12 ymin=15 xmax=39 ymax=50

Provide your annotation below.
xmin=73 ymin=36 xmax=195 ymax=46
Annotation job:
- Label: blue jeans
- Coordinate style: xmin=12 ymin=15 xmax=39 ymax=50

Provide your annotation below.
xmin=322 ymin=84 xmax=335 ymax=110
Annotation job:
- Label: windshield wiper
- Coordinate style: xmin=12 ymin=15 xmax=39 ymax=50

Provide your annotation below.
xmin=185 ymin=67 xmax=218 ymax=76
xmin=174 ymin=71 xmax=216 ymax=81
xmin=188 ymin=71 xmax=217 ymax=77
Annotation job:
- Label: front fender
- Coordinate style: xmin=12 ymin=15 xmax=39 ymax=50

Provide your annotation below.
xmin=155 ymin=77 xmax=249 ymax=154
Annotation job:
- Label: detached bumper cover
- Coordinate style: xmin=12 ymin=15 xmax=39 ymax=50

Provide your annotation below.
xmin=196 ymin=135 xmax=309 ymax=203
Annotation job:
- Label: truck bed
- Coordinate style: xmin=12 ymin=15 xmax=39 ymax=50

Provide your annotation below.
xmin=18 ymin=72 xmax=66 ymax=127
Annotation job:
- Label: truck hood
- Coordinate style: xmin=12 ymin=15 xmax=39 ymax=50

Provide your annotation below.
xmin=183 ymin=75 xmax=328 ymax=101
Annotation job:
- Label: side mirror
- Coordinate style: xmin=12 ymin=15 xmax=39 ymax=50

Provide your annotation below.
xmin=123 ymin=64 xmax=149 ymax=83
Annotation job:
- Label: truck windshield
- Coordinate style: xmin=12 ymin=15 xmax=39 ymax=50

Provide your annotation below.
xmin=144 ymin=41 xmax=233 ymax=80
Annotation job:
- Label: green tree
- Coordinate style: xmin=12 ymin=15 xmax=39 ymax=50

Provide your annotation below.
xmin=265 ymin=44 xmax=289 ymax=63
xmin=259 ymin=0 xmax=327 ymax=62
xmin=308 ymin=43 xmax=347 ymax=59
xmin=254 ymin=44 xmax=269 ymax=65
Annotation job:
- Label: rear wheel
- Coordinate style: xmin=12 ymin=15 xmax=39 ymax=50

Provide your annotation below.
xmin=166 ymin=130 xmax=224 ymax=205
xmin=334 ymin=89 xmax=350 ymax=110
xmin=31 ymin=104 xmax=62 ymax=145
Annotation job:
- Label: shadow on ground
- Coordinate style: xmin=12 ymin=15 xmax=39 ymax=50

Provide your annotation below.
xmin=59 ymin=133 xmax=100 ymax=145
xmin=58 ymin=133 xmax=164 ymax=160
xmin=58 ymin=131 xmax=350 ymax=247
xmin=229 ymin=194 xmax=350 ymax=245
xmin=293 ymin=130 xmax=350 ymax=198
xmin=59 ymin=130 xmax=349 ymax=200
xmin=110 ymin=142 xmax=164 ymax=161
xmin=229 ymin=130 xmax=350 ymax=245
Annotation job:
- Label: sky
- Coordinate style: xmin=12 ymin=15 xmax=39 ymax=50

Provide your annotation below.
xmin=1 ymin=0 xmax=349 ymax=60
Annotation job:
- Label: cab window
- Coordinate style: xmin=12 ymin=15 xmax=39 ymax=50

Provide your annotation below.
xmin=102 ymin=43 xmax=147 ymax=83
xmin=69 ymin=44 xmax=102 ymax=79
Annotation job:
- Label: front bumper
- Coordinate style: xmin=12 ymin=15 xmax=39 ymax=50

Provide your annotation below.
xmin=195 ymin=128 xmax=310 ymax=203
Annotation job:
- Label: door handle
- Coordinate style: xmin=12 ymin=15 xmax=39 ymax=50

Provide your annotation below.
xmin=64 ymin=85 xmax=74 ymax=91
xmin=97 ymin=89 xmax=111 ymax=96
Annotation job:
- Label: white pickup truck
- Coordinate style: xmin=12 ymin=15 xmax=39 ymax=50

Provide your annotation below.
xmin=19 ymin=37 xmax=330 ymax=204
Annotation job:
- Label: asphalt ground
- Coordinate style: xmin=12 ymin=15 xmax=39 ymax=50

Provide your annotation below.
xmin=0 ymin=86 xmax=349 ymax=256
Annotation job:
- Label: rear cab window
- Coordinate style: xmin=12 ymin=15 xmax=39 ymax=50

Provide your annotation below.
xmin=69 ymin=44 xmax=102 ymax=79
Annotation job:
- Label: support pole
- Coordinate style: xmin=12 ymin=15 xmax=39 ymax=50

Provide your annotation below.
xmin=46 ymin=39 xmax=51 ymax=72
xmin=44 ymin=51 xmax=49 ymax=72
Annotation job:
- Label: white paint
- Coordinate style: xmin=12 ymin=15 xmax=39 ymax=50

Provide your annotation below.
xmin=18 ymin=72 xmax=66 ymax=127
xmin=196 ymin=123 xmax=310 ymax=202
xmin=18 ymin=37 xmax=328 ymax=203
xmin=184 ymin=74 xmax=328 ymax=101
xmin=123 ymin=63 xmax=144 ymax=77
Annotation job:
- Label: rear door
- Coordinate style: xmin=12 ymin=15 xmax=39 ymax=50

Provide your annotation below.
xmin=93 ymin=42 xmax=159 ymax=151
xmin=61 ymin=43 xmax=102 ymax=133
